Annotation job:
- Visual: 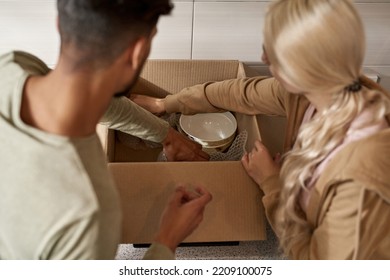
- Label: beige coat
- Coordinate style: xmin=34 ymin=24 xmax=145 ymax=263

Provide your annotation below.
xmin=164 ymin=76 xmax=390 ymax=259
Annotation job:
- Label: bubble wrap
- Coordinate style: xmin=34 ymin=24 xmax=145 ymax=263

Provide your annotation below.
xmin=209 ymin=130 xmax=248 ymax=161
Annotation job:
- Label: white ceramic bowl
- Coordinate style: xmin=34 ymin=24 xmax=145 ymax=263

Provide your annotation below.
xmin=179 ymin=112 xmax=237 ymax=149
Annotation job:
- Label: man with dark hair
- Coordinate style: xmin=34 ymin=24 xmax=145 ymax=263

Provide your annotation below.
xmin=0 ymin=0 xmax=211 ymax=259
xmin=55 ymin=0 xmax=209 ymax=160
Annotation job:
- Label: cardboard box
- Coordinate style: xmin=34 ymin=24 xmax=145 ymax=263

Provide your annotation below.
xmin=100 ymin=60 xmax=270 ymax=244
xmin=109 ymin=161 xmax=265 ymax=244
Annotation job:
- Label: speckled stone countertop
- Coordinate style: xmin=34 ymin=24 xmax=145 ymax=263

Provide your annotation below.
xmin=115 ymin=223 xmax=287 ymax=260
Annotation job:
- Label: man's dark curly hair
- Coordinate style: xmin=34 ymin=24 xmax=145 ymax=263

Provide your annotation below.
xmin=57 ymin=0 xmax=172 ymax=65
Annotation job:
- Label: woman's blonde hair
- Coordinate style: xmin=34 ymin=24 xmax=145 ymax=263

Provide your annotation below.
xmin=263 ymin=0 xmax=390 ymax=258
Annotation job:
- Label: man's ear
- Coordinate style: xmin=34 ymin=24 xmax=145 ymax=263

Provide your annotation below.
xmin=126 ymin=37 xmax=149 ymax=70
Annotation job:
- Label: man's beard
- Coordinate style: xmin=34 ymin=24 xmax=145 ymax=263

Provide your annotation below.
xmin=113 ymin=76 xmax=138 ymax=98
xmin=113 ymin=58 xmax=146 ymax=98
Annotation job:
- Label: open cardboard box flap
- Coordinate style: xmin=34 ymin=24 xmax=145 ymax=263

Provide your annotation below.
xmin=100 ymin=60 xmax=270 ymax=244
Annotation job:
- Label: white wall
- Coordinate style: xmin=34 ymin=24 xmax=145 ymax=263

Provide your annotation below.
xmin=0 ymin=0 xmax=58 ymax=66
xmin=0 ymin=0 xmax=389 ymax=81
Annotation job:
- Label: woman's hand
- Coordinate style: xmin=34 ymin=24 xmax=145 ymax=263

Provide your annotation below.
xmin=241 ymin=140 xmax=281 ymax=186
xmin=130 ymin=94 xmax=166 ymax=116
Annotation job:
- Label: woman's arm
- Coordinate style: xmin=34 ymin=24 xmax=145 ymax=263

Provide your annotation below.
xmin=132 ymin=77 xmax=290 ymax=116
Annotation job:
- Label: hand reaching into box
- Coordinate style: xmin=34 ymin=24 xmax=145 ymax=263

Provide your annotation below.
xmin=162 ymin=127 xmax=210 ymax=161
xmin=153 ymin=185 xmax=213 ymax=253
xmin=130 ymin=94 xmax=166 ymax=116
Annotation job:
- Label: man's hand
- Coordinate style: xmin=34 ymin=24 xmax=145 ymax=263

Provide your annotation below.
xmin=130 ymin=94 xmax=165 ymax=116
xmin=241 ymin=140 xmax=281 ymax=186
xmin=162 ymin=127 xmax=209 ymax=161
xmin=154 ymin=185 xmax=212 ymax=253
xmin=131 ymin=94 xmax=209 ymax=161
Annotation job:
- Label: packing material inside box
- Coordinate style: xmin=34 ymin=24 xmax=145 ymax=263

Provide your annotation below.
xmin=102 ymin=60 xmax=274 ymax=244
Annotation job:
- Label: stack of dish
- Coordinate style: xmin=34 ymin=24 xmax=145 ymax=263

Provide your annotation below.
xmin=179 ymin=112 xmax=237 ymax=153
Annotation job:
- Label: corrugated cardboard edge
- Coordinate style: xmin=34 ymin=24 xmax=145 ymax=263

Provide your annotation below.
xmin=96 ymin=124 xmax=115 ymax=162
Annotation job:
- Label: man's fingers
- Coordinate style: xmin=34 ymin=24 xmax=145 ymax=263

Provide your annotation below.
xmin=254 ymin=139 xmax=265 ymax=151
xmin=196 ymin=144 xmax=210 ymax=160
xmin=191 ymin=188 xmax=212 ymax=208
xmin=188 ymin=141 xmax=210 ymax=161
xmin=171 ymin=186 xmax=187 ymax=205
xmin=192 ymin=150 xmax=210 ymax=161
xmin=174 ymin=185 xmax=210 ymax=205
xmin=183 ymin=189 xmax=201 ymax=201
xmin=194 ymin=185 xmax=206 ymax=195
xmin=241 ymin=152 xmax=250 ymax=168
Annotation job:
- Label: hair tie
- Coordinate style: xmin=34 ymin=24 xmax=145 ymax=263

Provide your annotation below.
xmin=345 ymin=80 xmax=362 ymax=92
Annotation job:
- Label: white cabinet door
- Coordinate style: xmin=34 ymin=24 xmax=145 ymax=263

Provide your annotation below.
xmin=356 ymin=3 xmax=390 ymax=66
xmin=0 ymin=0 xmax=194 ymax=64
xmin=192 ymin=2 xmax=267 ymax=62
xmin=150 ymin=1 xmax=193 ymax=59
xmin=0 ymin=1 xmax=59 ymax=67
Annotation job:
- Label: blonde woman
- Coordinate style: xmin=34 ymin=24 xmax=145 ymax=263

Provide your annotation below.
xmin=132 ymin=0 xmax=390 ymax=259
